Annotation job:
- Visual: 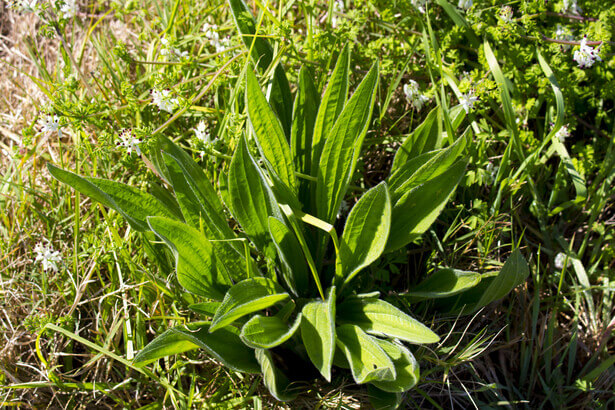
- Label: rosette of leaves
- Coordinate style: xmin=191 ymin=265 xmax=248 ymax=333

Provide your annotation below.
xmin=47 ymin=2 xmax=529 ymax=406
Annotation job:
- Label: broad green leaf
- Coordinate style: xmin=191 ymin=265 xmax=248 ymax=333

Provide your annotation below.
xmin=338 ymin=297 xmax=439 ymax=344
xmin=268 ymin=217 xmax=309 ymax=296
xmin=189 ymin=302 xmax=220 ymax=317
xmin=246 ymin=70 xmax=297 ymax=191
xmin=240 ymin=313 xmax=302 ymax=349
xmin=228 ymin=136 xmax=282 ymax=252
xmin=311 ymin=44 xmax=350 ymax=176
xmin=338 ymin=182 xmax=391 ymax=285
xmin=391 ymin=107 xmax=439 ymax=173
xmin=147 ymin=216 xmax=231 ymax=300
xmin=255 ymin=348 xmax=298 ymax=402
xmin=47 ymin=164 xmax=174 ymax=232
xmin=210 ymin=277 xmax=289 ymax=333
xmin=405 ymin=269 xmax=481 ymax=299
xmin=335 ymin=324 xmax=396 ymax=384
xmin=371 ymin=340 xmax=420 ymax=393
xmin=228 ymin=0 xmax=292 ymax=137
xmin=133 ymin=324 xmax=259 ymax=373
xmin=301 ymin=287 xmax=336 ymax=381
xmin=316 ymin=62 xmax=379 ymax=224
xmin=367 ymin=385 xmax=403 ymax=410
xmin=386 ymin=159 xmax=467 ymax=252
xmin=162 ymin=152 xmax=203 ymax=227
xmin=388 ymin=132 xmax=468 ymax=203
xmin=437 ymin=249 xmax=529 ymax=314
xmin=291 ymin=65 xmax=320 ymax=177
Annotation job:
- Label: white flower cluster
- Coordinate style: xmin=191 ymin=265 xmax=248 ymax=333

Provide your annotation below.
xmin=331 ymin=0 xmax=344 ymax=27
xmin=555 ymin=125 xmax=570 ymax=142
xmin=151 ymin=88 xmax=179 ymax=113
xmin=411 ymin=0 xmax=427 ymax=14
xmin=554 ymin=252 xmax=570 ymax=270
xmin=194 ymin=121 xmax=215 ymax=145
xmin=34 ymin=242 xmax=62 ymax=273
xmin=499 ymin=6 xmax=514 ymax=24
xmin=7 ymin=0 xmax=40 ymax=14
xmin=459 ymin=91 xmax=479 ymax=113
xmin=160 ymin=38 xmax=189 ymax=61
xmin=573 ymin=37 xmax=601 ymax=68
xmin=563 ymin=0 xmax=581 ymax=15
xmin=38 ymin=114 xmax=62 ymax=137
xmin=59 ymin=0 xmax=77 ymax=19
xmin=403 ymin=80 xmax=429 ymax=111
xmin=117 ymin=128 xmax=142 ymax=155
xmin=202 ymin=22 xmax=230 ymax=53
xmin=458 ymin=0 xmax=472 ymax=11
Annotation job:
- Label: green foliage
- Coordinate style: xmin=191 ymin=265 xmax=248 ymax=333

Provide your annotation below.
xmin=49 ymin=34 xmax=529 ymax=402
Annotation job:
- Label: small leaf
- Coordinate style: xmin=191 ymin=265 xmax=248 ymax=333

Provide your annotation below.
xmin=316 ymin=62 xmax=379 ymax=224
xmin=338 ymin=297 xmax=440 ymax=344
xmin=210 ymin=277 xmax=289 ymax=333
xmin=240 ymin=313 xmax=302 ymax=349
xmin=246 ymin=70 xmax=297 ymax=191
xmin=255 ymin=348 xmax=298 ymax=402
xmin=134 ymin=324 xmax=259 ymax=373
xmin=268 ymin=217 xmax=309 ymax=296
xmin=335 ymin=324 xmax=396 ymax=384
xmin=47 ymin=164 xmax=174 ymax=232
xmin=301 ymin=287 xmax=336 ymax=381
xmin=405 ymin=269 xmax=481 ymax=300
xmin=338 ymin=182 xmax=391 ymax=285
xmin=371 ymin=340 xmax=420 ymax=393
xmin=147 ymin=216 xmax=231 ymax=300
xmin=437 ymin=249 xmax=529 ymax=314
xmin=386 ymin=159 xmax=467 ymax=252
xmin=228 ymin=136 xmax=282 ymax=251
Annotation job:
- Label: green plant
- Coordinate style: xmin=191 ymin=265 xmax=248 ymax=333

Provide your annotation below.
xmin=45 ymin=1 xmax=530 ymax=406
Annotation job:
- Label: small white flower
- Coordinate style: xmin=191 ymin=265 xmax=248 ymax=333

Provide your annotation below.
xmin=117 ymin=128 xmax=142 ymax=155
xmin=151 ymin=88 xmax=179 ymax=113
xmin=34 ymin=242 xmax=62 ymax=273
xmin=485 ymin=162 xmax=499 ymax=185
xmin=160 ymin=38 xmax=189 ymax=61
xmin=458 ymin=0 xmax=472 ymax=11
xmin=403 ymin=80 xmax=429 ymax=111
xmin=573 ymin=37 xmax=602 ymax=68
xmin=59 ymin=0 xmax=77 ymax=19
xmin=38 ymin=114 xmax=62 ymax=136
xmin=202 ymin=22 xmax=229 ymax=53
xmin=8 ymin=0 xmax=39 ymax=14
xmin=194 ymin=121 xmax=213 ymax=145
xmin=563 ymin=0 xmax=581 ymax=15
xmin=331 ymin=0 xmax=344 ymax=27
xmin=459 ymin=91 xmax=478 ymax=113
xmin=555 ymin=125 xmax=570 ymax=142
xmin=499 ymin=6 xmax=514 ymax=24
xmin=554 ymin=252 xmax=570 ymax=270
xmin=411 ymin=0 xmax=427 ymax=13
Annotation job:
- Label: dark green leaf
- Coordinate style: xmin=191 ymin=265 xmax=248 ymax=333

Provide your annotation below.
xmin=240 ymin=313 xmax=302 ymax=349
xmin=301 ymin=287 xmax=336 ymax=381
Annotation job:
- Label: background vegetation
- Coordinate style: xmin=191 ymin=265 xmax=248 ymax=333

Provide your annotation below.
xmin=0 ymin=0 xmax=613 ymax=408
